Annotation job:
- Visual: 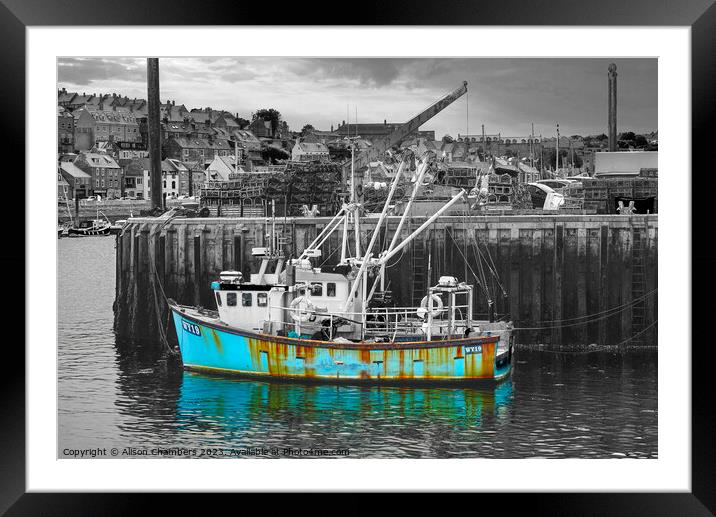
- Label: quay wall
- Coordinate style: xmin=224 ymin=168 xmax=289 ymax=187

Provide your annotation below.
xmin=114 ymin=214 xmax=657 ymax=348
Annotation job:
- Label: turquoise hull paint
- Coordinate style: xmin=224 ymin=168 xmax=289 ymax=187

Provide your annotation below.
xmin=172 ymin=308 xmax=512 ymax=383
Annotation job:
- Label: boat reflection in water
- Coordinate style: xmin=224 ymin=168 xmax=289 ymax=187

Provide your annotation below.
xmin=174 ymin=371 xmax=514 ymax=457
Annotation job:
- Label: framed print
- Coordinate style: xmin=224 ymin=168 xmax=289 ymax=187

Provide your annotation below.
xmin=5 ymin=0 xmax=715 ymax=513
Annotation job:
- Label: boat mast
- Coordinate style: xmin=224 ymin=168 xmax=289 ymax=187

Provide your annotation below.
xmin=342 ymin=156 xmax=407 ymax=313
xmin=352 ymin=138 xmax=360 ymax=259
xmin=63 ymin=184 xmax=73 ymax=227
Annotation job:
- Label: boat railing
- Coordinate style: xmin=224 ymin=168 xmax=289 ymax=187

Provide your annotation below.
xmin=266 ymin=306 xmax=364 ymax=341
xmin=265 ymin=303 xmax=472 ymax=340
xmin=355 ymin=304 xmax=472 ymax=338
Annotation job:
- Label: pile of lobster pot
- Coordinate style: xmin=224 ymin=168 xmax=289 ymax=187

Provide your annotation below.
xmin=199 ymin=162 xmax=345 ymax=217
xmin=477 ymin=173 xmax=532 ymax=210
xmin=579 ymin=175 xmax=658 ymax=214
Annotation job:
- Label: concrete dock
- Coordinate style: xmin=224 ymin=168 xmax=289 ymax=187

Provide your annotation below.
xmin=113 ymin=214 xmax=657 ymax=350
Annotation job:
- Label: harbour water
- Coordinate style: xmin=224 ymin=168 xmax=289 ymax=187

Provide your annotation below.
xmin=59 ymin=236 xmax=657 ymax=458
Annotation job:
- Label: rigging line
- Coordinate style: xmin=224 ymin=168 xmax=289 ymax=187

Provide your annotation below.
xmin=512 ymin=304 xmax=652 ymax=330
xmin=460 ymin=207 xmax=491 ymax=301
xmin=466 ymin=220 xmax=503 ymax=296
xmin=610 ymin=319 xmax=658 ymax=347
xmin=445 ymin=225 xmax=489 ymax=299
xmin=319 ymin=241 xmax=341 ymax=267
xmin=525 ymin=288 xmax=658 ymax=325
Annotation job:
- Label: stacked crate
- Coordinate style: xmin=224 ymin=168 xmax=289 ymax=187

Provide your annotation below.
xmin=581 ymin=177 xmax=609 ymax=213
xmin=562 ymin=181 xmax=585 ymax=209
xmin=443 ymin=166 xmax=477 ymax=189
xmin=632 ymin=177 xmax=658 ymax=199
xmin=484 ymin=173 xmax=513 ymax=207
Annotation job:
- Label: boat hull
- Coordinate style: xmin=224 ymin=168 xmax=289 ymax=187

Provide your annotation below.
xmin=67 ymin=226 xmax=112 ymax=236
xmin=170 ymin=305 xmax=513 ymax=384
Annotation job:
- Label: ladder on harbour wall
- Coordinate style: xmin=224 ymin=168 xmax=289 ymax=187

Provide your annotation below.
xmin=411 ymin=232 xmax=427 ymax=308
xmin=631 ymin=225 xmax=647 ymax=345
xmin=275 ymin=225 xmax=293 ymax=257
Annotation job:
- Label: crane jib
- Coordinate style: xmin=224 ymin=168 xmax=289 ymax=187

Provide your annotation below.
xmin=343 ymin=81 xmax=468 ymax=172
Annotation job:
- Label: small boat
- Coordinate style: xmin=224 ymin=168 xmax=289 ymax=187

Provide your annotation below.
xmin=67 ymin=219 xmax=112 ymax=236
xmin=169 ymin=149 xmax=514 ymax=384
xmin=67 ymin=204 xmax=113 ymax=236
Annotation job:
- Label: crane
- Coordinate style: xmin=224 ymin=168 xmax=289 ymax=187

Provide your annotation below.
xmin=342 ymin=80 xmax=468 ymax=176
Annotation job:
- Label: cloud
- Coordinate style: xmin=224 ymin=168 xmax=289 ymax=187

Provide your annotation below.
xmin=58 ymin=57 xmax=145 ymax=86
xmin=56 ymin=57 xmax=657 ymax=137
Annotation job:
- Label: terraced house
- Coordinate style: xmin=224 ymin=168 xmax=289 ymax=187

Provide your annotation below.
xmin=74 ymin=152 xmax=123 ymax=199
xmin=73 ymin=108 xmax=141 ymax=151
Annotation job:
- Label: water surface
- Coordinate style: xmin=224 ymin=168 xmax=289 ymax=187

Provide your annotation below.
xmin=58 ymin=236 xmax=657 ymax=458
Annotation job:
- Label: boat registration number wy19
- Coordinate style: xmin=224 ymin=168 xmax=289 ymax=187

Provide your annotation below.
xmin=464 ymin=344 xmax=482 ymax=354
xmin=181 ymin=320 xmax=202 ymax=336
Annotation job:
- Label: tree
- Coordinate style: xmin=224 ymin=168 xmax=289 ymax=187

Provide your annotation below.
xmin=235 ymin=117 xmax=250 ymax=129
xmin=262 ymin=145 xmax=290 ymax=164
xmin=619 ymin=131 xmax=636 ymax=142
xmin=634 ymin=135 xmax=648 ymax=148
xmin=301 ymin=124 xmax=315 ymax=136
xmin=252 ymin=108 xmax=282 ymax=136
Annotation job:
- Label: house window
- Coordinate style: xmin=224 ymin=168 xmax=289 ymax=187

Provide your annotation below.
xmin=327 ymin=282 xmax=336 ymax=297
xmin=172 ymin=181 xmax=176 ymax=189
xmin=226 ymin=292 xmax=237 ymax=306
xmin=242 ymin=292 xmax=252 ymax=307
xmin=257 ymin=293 xmax=268 ymax=307
xmin=163 ymin=180 xmax=166 ymax=188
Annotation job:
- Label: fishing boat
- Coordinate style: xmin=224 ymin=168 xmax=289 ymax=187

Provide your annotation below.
xmin=67 ymin=218 xmax=112 ymax=236
xmin=67 ymin=203 xmax=112 ymax=236
xmin=169 ymin=149 xmax=514 ymax=383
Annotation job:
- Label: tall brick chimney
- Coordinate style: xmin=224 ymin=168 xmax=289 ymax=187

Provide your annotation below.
xmin=608 ymin=63 xmax=617 ymax=152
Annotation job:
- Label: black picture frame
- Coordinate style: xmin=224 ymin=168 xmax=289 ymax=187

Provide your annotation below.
xmin=5 ymin=1 xmax=714 ymax=514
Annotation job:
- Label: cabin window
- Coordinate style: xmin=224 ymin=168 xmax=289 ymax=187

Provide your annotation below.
xmin=257 ymin=293 xmax=268 ymax=307
xmin=327 ymin=282 xmax=336 ymax=297
xmin=215 ymin=292 xmax=222 ymax=306
xmin=226 ymin=292 xmax=237 ymax=306
xmin=242 ymin=292 xmax=253 ymax=307
xmin=311 ymin=283 xmax=323 ymax=297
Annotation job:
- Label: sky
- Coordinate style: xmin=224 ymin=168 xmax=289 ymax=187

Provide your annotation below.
xmin=57 ymin=57 xmax=657 ymax=138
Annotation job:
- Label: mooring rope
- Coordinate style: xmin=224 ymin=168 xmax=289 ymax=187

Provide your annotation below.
xmin=515 ymin=288 xmax=658 ymax=328
xmin=526 ymin=320 xmax=659 ymax=353
xmin=511 ymin=291 xmax=657 ymax=330
xmin=146 ymin=219 xmax=180 ymax=357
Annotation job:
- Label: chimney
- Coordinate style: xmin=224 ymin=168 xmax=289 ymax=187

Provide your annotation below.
xmin=608 ymin=63 xmax=617 ymax=152
xmin=384 ymin=119 xmax=387 ymax=125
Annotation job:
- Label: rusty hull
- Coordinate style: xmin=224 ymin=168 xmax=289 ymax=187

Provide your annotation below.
xmin=172 ymin=305 xmax=511 ymax=383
